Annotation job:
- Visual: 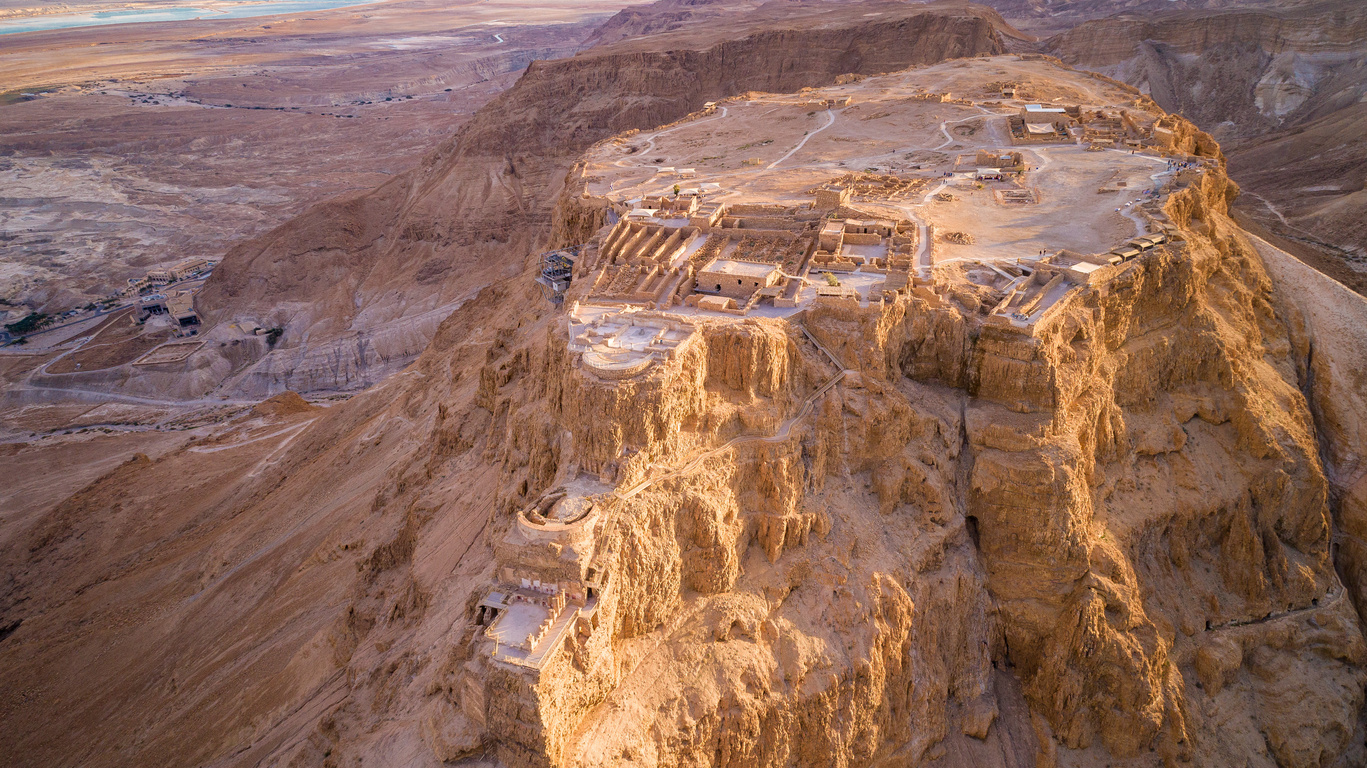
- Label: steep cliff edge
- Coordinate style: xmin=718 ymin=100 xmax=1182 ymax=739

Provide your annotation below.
xmin=8 ymin=160 xmax=1360 ymax=765
xmin=357 ymin=138 xmax=1360 ymax=766
xmin=1252 ymin=225 xmax=1367 ymax=661
xmin=429 ymin=132 xmax=1365 ymax=766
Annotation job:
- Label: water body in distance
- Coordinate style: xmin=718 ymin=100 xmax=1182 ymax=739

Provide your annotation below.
xmin=0 ymin=0 xmax=381 ymax=35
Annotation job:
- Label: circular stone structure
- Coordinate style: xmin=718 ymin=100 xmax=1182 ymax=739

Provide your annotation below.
xmin=518 ymin=486 xmax=605 ymax=539
xmin=569 ymin=308 xmax=696 ymax=381
xmin=581 ymin=349 xmax=654 ymax=379
xmin=545 ymin=494 xmax=595 ymax=525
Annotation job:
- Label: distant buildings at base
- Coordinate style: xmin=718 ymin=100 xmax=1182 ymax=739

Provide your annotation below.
xmin=122 ymin=258 xmax=215 ymax=297
xmin=125 ymin=258 xmax=213 ymax=333
xmin=137 ymin=291 xmax=201 ymax=331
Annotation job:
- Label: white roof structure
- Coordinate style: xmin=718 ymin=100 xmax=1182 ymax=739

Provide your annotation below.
xmin=1026 ymin=123 xmax=1057 ymax=135
xmin=568 ymin=309 xmax=696 ymax=380
xmin=976 ymin=167 xmax=1002 ymax=176
xmin=1024 ymin=104 xmax=1066 ymax=114
xmin=700 ymin=258 xmax=780 ymax=278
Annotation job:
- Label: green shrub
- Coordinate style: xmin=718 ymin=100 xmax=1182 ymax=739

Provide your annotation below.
xmin=4 ymin=312 xmax=51 ymax=335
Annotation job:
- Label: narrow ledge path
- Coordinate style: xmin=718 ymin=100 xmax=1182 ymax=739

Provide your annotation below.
xmin=1204 ymin=582 xmax=1346 ymax=633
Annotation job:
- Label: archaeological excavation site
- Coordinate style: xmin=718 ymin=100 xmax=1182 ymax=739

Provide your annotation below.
xmin=4 ymin=2 xmax=1367 ymax=768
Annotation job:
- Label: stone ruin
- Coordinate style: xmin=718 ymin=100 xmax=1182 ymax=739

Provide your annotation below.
xmin=812 ymin=172 xmax=928 ymax=202
xmin=577 ymin=190 xmax=924 ymax=317
xmin=567 ymin=308 xmax=696 ymax=380
xmin=810 ymin=217 xmax=916 ymax=279
xmin=473 ymin=483 xmax=615 ymax=669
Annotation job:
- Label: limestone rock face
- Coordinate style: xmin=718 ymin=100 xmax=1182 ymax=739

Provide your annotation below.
xmin=439 ymin=159 xmax=1366 ymax=768
xmin=1252 ymin=208 xmax=1367 ymax=685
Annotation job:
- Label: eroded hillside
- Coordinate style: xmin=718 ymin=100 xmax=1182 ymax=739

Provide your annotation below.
xmin=0 ymin=0 xmax=636 ymax=314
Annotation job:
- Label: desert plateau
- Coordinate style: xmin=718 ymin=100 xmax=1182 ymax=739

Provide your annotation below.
xmin=2 ymin=1 xmax=1367 ymax=768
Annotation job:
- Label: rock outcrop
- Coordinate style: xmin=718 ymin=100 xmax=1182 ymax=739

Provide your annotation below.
xmin=1046 ymin=3 xmax=1367 ymax=137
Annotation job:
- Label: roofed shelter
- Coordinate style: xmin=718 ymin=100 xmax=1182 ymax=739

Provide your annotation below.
xmin=696 ymin=258 xmax=782 ymax=299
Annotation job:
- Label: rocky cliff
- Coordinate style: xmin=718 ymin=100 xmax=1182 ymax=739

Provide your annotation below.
xmin=414 ymin=152 xmax=1363 ymax=768
xmin=7 ymin=154 xmax=1361 ymax=767
xmin=1253 ymin=216 xmax=1367 ymax=687
xmin=1045 ymin=3 xmax=1367 ymax=138
xmin=5 ymin=6 xmax=1367 ymax=768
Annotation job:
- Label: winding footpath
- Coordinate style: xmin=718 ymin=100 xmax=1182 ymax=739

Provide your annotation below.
xmin=932 ymin=111 xmax=994 ymax=151
xmin=187 ymin=419 xmax=316 ymax=455
xmin=890 ymin=107 xmax=1011 ymax=275
xmin=1205 ymin=582 xmax=1346 ymax=633
xmin=766 ymin=108 xmax=837 ymax=170
xmin=614 ymin=106 xmax=730 ymax=170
